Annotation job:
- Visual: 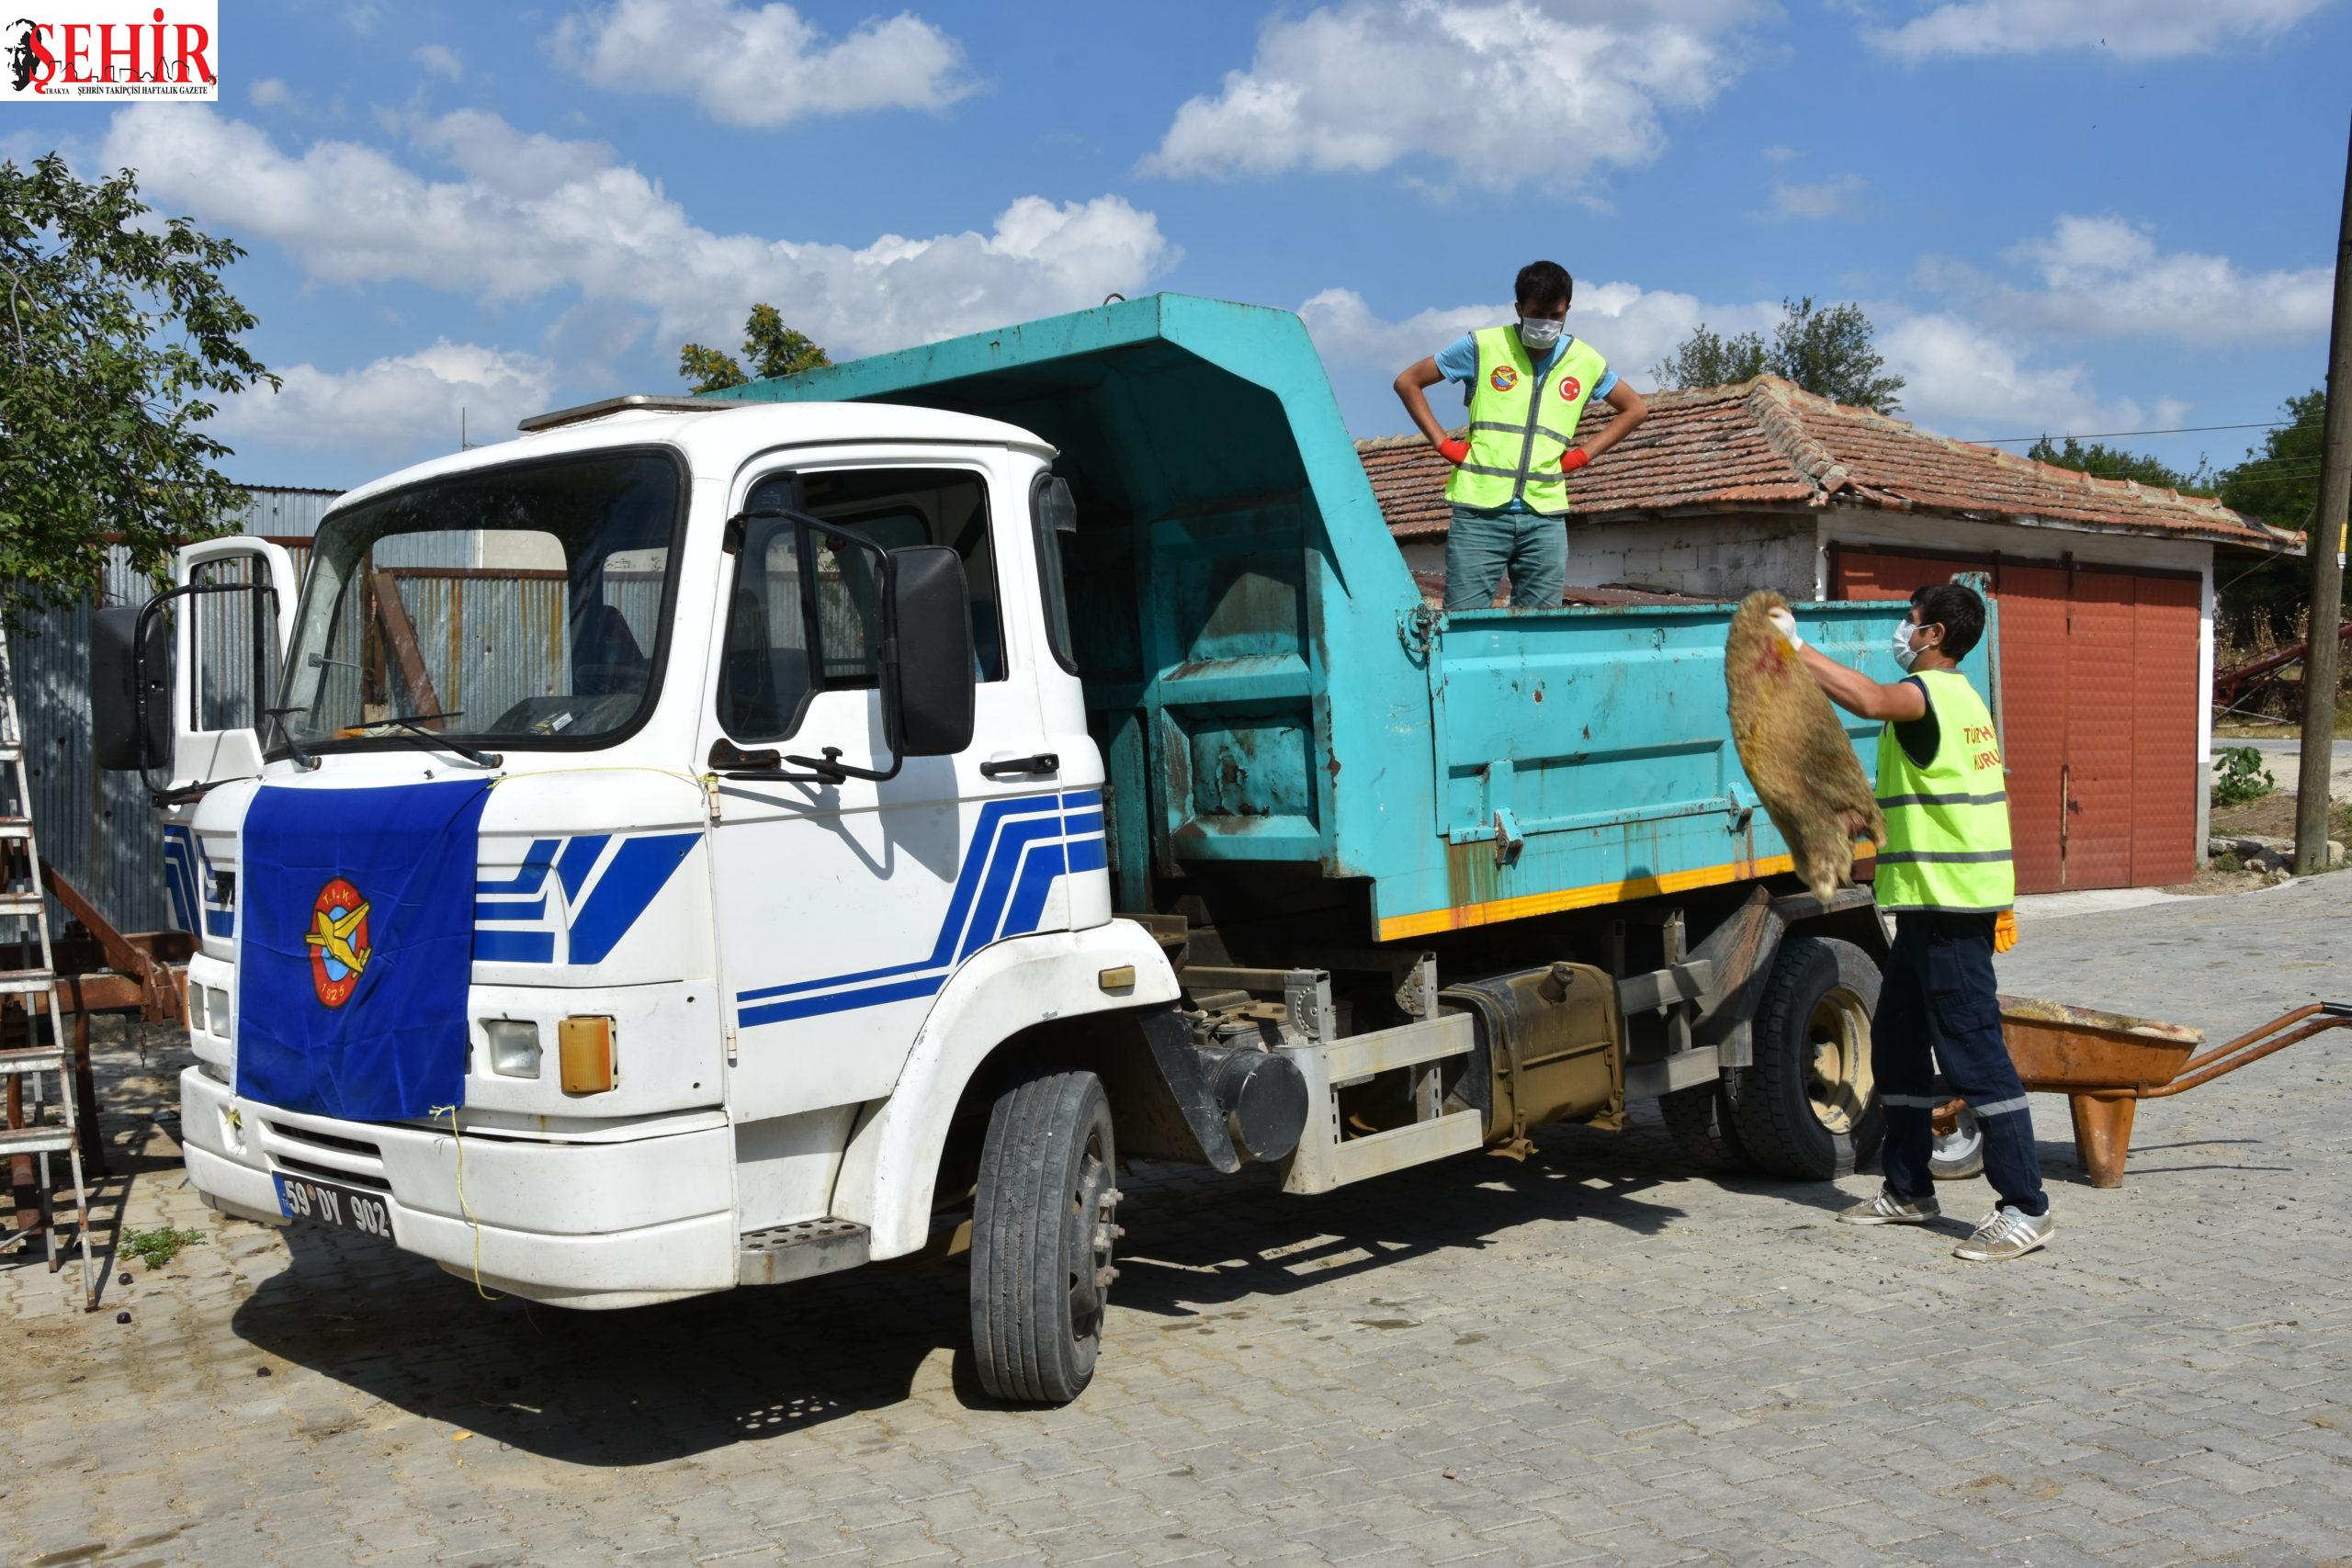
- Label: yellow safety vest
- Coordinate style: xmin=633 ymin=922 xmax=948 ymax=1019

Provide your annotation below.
xmin=1444 ymin=326 xmax=1609 ymax=516
xmin=1873 ymin=669 xmax=2015 ymax=914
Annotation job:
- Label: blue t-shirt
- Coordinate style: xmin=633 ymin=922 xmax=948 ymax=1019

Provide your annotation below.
xmin=1435 ymin=330 xmax=1621 ymax=515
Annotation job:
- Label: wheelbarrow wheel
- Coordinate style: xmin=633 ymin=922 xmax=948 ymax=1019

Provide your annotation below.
xmin=1931 ymin=1104 xmax=1985 ymax=1180
xmin=1730 ymin=935 xmax=1884 ymax=1180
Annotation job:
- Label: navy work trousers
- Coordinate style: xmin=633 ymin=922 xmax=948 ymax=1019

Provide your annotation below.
xmin=1874 ymin=911 xmax=2048 ymax=1215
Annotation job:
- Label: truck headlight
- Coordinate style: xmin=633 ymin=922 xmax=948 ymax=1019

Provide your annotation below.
xmin=186 ymin=984 xmax=207 ymax=1032
xmin=483 ymin=1020 xmax=542 ymax=1078
xmin=209 ymin=987 xmax=232 ymax=1038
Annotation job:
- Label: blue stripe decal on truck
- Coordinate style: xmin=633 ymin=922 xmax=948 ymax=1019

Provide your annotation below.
xmin=471 ymin=830 xmax=700 ymax=966
xmin=734 ymin=789 xmax=1109 ymax=1028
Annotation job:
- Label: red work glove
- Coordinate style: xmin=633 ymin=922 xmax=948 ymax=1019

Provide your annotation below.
xmin=1559 ymin=446 xmax=1592 ymax=473
xmin=1436 ymin=437 xmax=1470 ymax=465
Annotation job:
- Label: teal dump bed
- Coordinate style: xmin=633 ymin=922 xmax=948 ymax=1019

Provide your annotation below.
xmin=711 ymin=295 xmax=1991 ymax=943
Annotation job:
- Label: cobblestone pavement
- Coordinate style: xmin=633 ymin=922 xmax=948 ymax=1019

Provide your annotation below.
xmin=6 ymin=875 xmax=2351 ymax=1567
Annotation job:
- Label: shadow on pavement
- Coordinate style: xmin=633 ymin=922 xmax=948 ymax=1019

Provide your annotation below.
xmin=223 ymin=1119 xmax=1793 ymax=1464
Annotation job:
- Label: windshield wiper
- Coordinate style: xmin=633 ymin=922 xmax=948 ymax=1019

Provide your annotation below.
xmin=367 ymin=711 xmax=503 ymax=769
xmin=261 ymin=706 xmax=322 ymax=772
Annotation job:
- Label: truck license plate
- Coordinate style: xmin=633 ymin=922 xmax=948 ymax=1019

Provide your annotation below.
xmin=272 ymin=1172 xmax=397 ymax=1243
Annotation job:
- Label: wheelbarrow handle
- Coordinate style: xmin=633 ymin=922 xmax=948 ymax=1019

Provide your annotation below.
xmin=2143 ymin=1009 xmax=2351 ymax=1100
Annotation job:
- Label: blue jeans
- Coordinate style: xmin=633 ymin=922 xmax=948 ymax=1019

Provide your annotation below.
xmin=1443 ymin=504 xmax=1566 ymax=610
xmin=1874 ymin=912 xmax=2047 ymax=1215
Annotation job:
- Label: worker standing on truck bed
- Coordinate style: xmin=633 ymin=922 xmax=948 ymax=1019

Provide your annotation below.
xmin=1770 ymin=583 xmax=2053 ymax=1262
xmin=1393 ymin=260 xmax=1647 ymax=610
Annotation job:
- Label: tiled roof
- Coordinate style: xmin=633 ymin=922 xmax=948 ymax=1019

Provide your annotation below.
xmin=1360 ymin=376 xmax=2294 ymax=551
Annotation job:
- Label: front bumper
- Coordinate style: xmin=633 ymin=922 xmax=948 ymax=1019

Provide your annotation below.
xmin=180 ymin=1067 xmax=738 ymax=1308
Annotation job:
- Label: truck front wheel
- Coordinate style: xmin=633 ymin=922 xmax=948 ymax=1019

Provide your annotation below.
xmin=1728 ymin=935 xmax=1884 ymax=1180
xmin=969 ymin=1067 xmax=1119 ymax=1405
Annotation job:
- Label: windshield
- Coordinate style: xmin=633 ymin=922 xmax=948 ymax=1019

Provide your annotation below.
xmin=272 ymin=452 xmax=681 ymax=754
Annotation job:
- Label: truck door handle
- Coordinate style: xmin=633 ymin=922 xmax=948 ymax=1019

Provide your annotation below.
xmin=980 ymin=752 xmax=1059 ymax=780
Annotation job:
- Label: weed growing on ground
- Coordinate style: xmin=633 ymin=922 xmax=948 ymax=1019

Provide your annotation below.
xmin=122 ymin=1225 xmax=206 ymax=1269
xmin=2212 ymin=746 xmax=2277 ymax=807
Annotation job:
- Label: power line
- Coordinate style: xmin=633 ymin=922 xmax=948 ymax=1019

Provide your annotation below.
xmin=1973 ymin=416 xmax=2322 ymax=446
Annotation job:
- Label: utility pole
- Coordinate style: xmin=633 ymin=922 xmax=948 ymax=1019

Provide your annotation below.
xmin=2295 ymin=110 xmax=2352 ymax=875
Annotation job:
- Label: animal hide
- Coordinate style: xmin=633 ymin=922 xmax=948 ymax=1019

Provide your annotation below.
xmin=1725 ymin=590 xmax=1886 ymax=904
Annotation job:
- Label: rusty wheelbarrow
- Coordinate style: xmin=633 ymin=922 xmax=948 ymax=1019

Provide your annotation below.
xmin=1930 ymin=997 xmax=2352 ymax=1188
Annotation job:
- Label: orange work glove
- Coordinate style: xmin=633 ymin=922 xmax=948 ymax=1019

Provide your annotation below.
xmin=1560 ymin=446 xmax=1592 ymax=472
xmin=1436 ymin=437 xmax=1470 ymax=465
xmin=1994 ymin=909 xmax=2018 ymax=953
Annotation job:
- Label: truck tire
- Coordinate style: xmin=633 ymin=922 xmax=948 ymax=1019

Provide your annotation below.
xmin=1728 ymin=935 xmax=1884 ymax=1180
xmin=969 ymin=1068 xmax=1119 ymax=1405
xmin=1659 ymin=1083 xmax=1757 ymax=1173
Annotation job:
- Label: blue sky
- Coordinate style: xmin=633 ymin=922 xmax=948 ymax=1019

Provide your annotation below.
xmin=4 ymin=0 xmax=2345 ymax=491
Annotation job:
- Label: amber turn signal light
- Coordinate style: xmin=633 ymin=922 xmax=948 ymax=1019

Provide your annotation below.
xmin=558 ymin=1016 xmax=616 ymax=1095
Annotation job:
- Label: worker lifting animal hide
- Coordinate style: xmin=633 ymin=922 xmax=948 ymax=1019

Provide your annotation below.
xmin=1724 ymin=590 xmax=1885 ymax=904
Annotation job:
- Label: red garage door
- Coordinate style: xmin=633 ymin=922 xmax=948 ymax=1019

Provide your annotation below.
xmin=1831 ymin=550 xmax=2199 ymax=894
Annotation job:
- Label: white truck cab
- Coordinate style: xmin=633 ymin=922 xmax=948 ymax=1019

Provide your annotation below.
xmin=107 ymin=397 xmax=1182 ymax=1401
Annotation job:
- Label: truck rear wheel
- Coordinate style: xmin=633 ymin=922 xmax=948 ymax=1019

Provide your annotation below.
xmin=1729 ymin=935 xmax=1884 ymax=1180
xmin=969 ymin=1068 xmax=1119 ymax=1406
xmin=1659 ymin=1083 xmax=1757 ymax=1173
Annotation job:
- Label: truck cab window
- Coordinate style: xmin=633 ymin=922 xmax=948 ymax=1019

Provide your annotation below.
xmin=271 ymin=453 xmax=681 ymax=753
xmin=719 ymin=467 xmax=1002 ymax=742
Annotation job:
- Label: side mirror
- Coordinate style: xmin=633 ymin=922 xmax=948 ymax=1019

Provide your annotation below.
xmin=91 ymin=603 xmax=172 ymax=772
xmin=885 ymin=545 xmax=976 ymax=758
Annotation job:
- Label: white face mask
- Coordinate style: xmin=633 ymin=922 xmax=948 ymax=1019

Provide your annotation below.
xmin=1518 ymin=316 xmax=1565 ymax=352
xmin=1893 ymin=619 xmax=1925 ymax=671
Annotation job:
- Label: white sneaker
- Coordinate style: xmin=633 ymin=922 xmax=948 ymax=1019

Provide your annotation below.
xmin=1953 ymin=1204 xmax=2052 ymax=1262
xmin=1838 ymin=1187 xmax=1941 ymax=1225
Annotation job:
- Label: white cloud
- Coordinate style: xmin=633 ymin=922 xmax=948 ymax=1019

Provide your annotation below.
xmin=97 ymin=105 xmax=1176 ymax=355
xmin=1758 ymin=174 xmax=1864 ymax=221
xmin=1878 ymin=312 xmax=2188 ymax=439
xmin=413 ymin=43 xmax=463 ymax=81
xmin=216 ymin=341 xmax=557 ymax=457
xmin=1864 ymin=0 xmax=2329 ymax=60
xmin=1142 ymin=0 xmax=1766 ymax=193
xmin=550 ymin=0 xmax=974 ymax=128
xmin=1919 ymin=214 xmax=2331 ymax=344
xmin=250 ymin=77 xmax=290 ymax=107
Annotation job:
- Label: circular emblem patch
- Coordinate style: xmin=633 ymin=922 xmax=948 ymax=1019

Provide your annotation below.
xmin=304 ymin=877 xmax=371 ymax=1009
xmin=1489 ymin=365 xmax=1519 ymax=392
xmin=1557 ymin=376 xmax=1583 ymax=402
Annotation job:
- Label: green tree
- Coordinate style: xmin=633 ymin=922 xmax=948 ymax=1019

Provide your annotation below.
xmin=0 ymin=152 xmax=275 ymax=631
xmin=678 ymin=302 xmax=831 ymax=393
xmin=1652 ymin=296 xmax=1905 ymax=412
xmin=2026 ymin=435 xmax=2213 ymax=495
xmin=2215 ymin=389 xmax=2335 ymax=645
xmin=2220 ymin=389 xmax=2324 ymax=531
xmin=1649 ymin=323 xmax=1767 ymax=393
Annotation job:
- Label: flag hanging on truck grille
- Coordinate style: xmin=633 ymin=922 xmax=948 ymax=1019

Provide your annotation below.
xmin=235 ymin=779 xmax=492 ymax=1121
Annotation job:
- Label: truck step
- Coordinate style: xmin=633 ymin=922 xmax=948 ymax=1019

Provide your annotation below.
xmin=739 ymin=1217 xmax=869 ymax=1286
xmin=1311 ymin=1111 xmax=1485 ymax=1193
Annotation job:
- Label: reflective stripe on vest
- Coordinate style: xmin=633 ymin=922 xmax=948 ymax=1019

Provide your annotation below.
xmin=1444 ymin=326 xmax=1609 ymax=516
xmin=1873 ymin=669 xmax=2016 ymax=913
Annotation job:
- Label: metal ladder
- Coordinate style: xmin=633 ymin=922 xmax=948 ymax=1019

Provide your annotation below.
xmin=0 ymin=625 xmax=96 ymax=1310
